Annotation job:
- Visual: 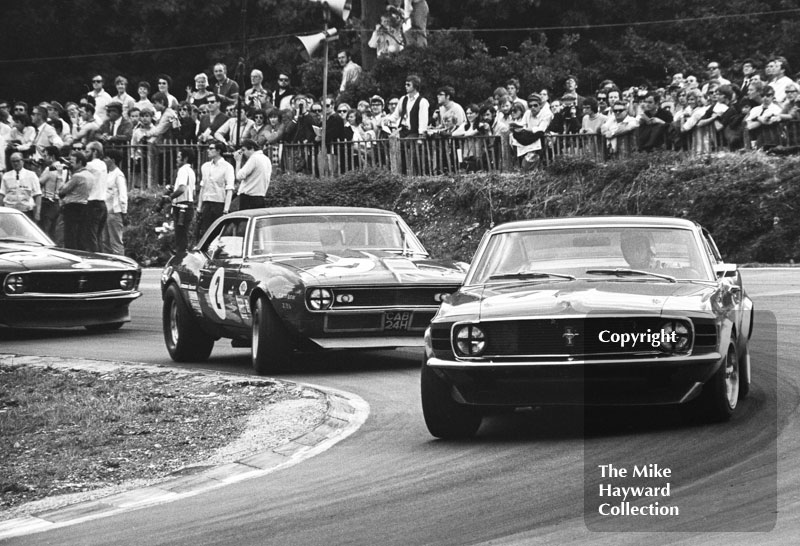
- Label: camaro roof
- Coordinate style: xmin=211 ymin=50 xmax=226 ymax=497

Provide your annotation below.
xmin=491 ymin=216 xmax=699 ymax=233
xmin=225 ymin=206 xmax=398 ymax=217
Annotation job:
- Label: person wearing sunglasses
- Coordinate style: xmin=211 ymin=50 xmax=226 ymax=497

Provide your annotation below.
xmin=198 ymin=95 xmax=228 ymax=143
xmin=601 ymin=100 xmax=639 ymax=154
xmin=88 ymin=75 xmax=112 ymax=123
xmin=272 ymin=74 xmax=295 ymax=111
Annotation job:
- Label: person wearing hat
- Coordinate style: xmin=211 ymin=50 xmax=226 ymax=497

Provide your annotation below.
xmin=98 ymin=102 xmax=133 ymax=145
xmin=508 ymin=93 xmax=550 ymax=168
xmin=46 ymin=101 xmax=72 ymax=144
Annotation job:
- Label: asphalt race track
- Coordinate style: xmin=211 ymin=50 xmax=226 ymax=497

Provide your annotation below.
xmin=1 ymin=268 xmax=798 ymax=545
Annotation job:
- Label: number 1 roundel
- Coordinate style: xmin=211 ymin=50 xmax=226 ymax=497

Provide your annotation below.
xmin=209 ymin=268 xmax=226 ymax=320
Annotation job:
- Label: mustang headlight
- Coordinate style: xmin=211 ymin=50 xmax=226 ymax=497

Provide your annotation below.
xmin=120 ymin=272 xmax=136 ymax=290
xmin=4 ymin=274 xmax=25 ymax=295
xmin=454 ymin=324 xmax=486 ymax=357
xmin=659 ymin=320 xmax=691 ymax=353
xmin=307 ymin=288 xmax=333 ymax=310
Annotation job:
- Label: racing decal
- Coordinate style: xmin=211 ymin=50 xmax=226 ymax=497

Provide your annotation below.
xmin=235 ymin=296 xmax=252 ymax=319
xmin=209 ymin=267 xmax=227 ymax=320
xmin=187 ymin=291 xmax=202 ymax=314
xmin=310 ymin=258 xmax=376 ymax=277
xmin=239 ymin=281 xmax=248 ymax=295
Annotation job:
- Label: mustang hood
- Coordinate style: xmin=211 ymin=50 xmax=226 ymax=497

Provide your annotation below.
xmin=272 ymin=249 xmax=465 ymax=285
xmin=0 ymin=244 xmax=136 ymax=271
xmin=446 ymin=279 xmax=718 ymax=320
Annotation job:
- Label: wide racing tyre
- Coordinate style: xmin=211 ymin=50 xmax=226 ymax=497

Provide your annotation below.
xmin=421 ymin=359 xmax=482 ymax=439
xmin=251 ymin=295 xmax=291 ymax=375
xmin=738 ymin=343 xmax=751 ymax=401
xmin=701 ymin=341 xmax=739 ymax=422
xmin=163 ymin=284 xmax=214 ymax=362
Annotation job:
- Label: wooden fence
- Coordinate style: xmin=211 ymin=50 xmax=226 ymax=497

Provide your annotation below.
xmin=103 ymin=120 xmax=800 ymax=188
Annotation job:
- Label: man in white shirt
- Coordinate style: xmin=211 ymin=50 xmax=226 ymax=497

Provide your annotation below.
xmin=27 ymin=106 xmax=63 ymax=162
xmin=0 ymin=153 xmax=41 ymax=221
xmin=169 ymin=148 xmax=197 ymax=253
xmin=197 ymin=141 xmax=235 ymax=237
xmin=234 ymin=139 xmax=271 ymax=210
xmin=767 ymin=56 xmax=794 ymax=103
xmin=101 ymin=149 xmax=128 ymax=255
xmin=601 ymin=101 xmax=640 ymax=154
xmin=337 ymin=50 xmax=363 ymax=99
xmin=701 ymin=62 xmax=731 ymax=97
xmin=89 ymin=75 xmax=113 ymax=123
xmin=383 ymin=74 xmax=429 ymax=137
xmin=85 ymin=141 xmax=108 ymax=252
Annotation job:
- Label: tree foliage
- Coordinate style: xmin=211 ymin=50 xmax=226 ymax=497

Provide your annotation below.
xmin=1 ymin=0 xmax=800 ymax=104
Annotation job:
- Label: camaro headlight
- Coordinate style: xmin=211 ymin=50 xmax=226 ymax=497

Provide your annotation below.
xmin=433 ymin=292 xmax=451 ymax=303
xmin=3 ymin=274 xmax=25 ymax=295
xmin=307 ymin=288 xmax=333 ymax=310
xmin=120 ymin=272 xmax=136 ymax=290
xmin=455 ymin=324 xmax=486 ymax=357
xmin=335 ymin=293 xmax=354 ymax=304
xmin=659 ymin=320 xmax=691 ymax=353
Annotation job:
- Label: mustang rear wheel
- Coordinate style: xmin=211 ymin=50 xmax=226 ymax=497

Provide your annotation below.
xmin=251 ymin=295 xmax=291 ymax=375
xmin=701 ymin=341 xmax=739 ymax=422
xmin=421 ymin=360 xmax=482 ymax=439
xmin=163 ymin=284 xmax=214 ymax=362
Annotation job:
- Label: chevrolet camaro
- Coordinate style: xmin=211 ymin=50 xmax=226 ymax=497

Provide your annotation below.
xmin=161 ymin=207 xmax=466 ymax=373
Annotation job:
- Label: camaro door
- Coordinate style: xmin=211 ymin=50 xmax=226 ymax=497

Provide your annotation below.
xmin=197 ymin=217 xmax=250 ymax=329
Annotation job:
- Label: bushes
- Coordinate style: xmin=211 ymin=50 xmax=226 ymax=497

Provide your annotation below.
xmin=124 ymin=152 xmax=800 ymax=266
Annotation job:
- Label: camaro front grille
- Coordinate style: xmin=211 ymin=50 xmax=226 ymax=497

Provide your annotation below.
xmin=328 ymin=286 xmax=454 ymax=309
xmin=12 ymin=271 xmax=134 ymax=295
xmin=447 ymin=317 xmax=714 ymax=359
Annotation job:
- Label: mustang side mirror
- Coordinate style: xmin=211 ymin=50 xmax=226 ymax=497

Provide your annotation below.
xmin=713 ymin=263 xmax=738 ymax=278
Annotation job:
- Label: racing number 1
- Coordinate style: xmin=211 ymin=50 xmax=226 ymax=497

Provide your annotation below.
xmin=209 ymin=268 xmax=227 ymax=320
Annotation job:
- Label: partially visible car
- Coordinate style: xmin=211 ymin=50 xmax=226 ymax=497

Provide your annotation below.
xmin=422 ymin=216 xmax=754 ymax=439
xmin=0 ymin=206 xmax=141 ymax=330
xmin=161 ymin=207 xmax=467 ymax=374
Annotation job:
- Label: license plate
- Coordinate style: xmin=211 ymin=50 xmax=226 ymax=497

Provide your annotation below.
xmin=383 ymin=311 xmax=412 ymax=331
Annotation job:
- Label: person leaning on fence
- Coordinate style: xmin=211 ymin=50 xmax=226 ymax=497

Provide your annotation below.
xmin=580 ymin=97 xmax=607 ymax=134
xmin=234 ymin=139 xmax=271 ymax=210
xmin=746 ymin=86 xmax=783 ymax=149
xmin=197 ymin=141 xmax=234 ymax=238
xmin=384 ymin=74 xmax=429 ymax=138
xmin=601 ymin=100 xmax=639 ymax=155
xmin=169 ymin=148 xmax=196 ymax=253
xmin=509 ymin=93 xmax=549 ymax=168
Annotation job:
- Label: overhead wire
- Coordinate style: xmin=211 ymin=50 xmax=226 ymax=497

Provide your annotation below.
xmin=0 ymin=7 xmax=798 ymax=65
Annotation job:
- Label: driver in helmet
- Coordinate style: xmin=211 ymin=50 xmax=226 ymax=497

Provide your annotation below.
xmin=620 ymin=231 xmax=661 ymax=270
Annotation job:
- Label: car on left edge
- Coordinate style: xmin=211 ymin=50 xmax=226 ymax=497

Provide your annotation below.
xmin=0 ymin=206 xmax=142 ymax=330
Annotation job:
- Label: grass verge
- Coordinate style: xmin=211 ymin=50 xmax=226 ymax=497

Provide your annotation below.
xmin=0 ymin=362 xmax=307 ymax=513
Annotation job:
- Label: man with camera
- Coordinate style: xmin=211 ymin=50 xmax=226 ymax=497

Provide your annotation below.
xmin=37 ymin=146 xmax=65 ymax=238
xmin=234 ymin=139 xmax=271 ymax=210
xmin=244 ymin=69 xmax=270 ymax=110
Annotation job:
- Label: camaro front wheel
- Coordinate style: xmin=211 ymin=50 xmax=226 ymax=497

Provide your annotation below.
xmin=421 ymin=360 xmax=482 ymax=439
xmin=163 ymin=284 xmax=214 ymax=362
xmin=251 ymin=295 xmax=291 ymax=375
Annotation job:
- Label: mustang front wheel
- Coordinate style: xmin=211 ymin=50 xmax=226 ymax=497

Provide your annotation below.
xmin=701 ymin=341 xmax=739 ymax=422
xmin=163 ymin=284 xmax=215 ymax=362
xmin=251 ymin=295 xmax=291 ymax=375
xmin=421 ymin=360 xmax=482 ymax=439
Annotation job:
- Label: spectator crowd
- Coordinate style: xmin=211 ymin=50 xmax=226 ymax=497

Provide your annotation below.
xmin=2 ymin=52 xmax=798 ymax=255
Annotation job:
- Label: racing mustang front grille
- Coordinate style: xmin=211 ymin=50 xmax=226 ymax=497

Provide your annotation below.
xmin=14 ymin=271 xmax=135 ymax=295
xmin=328 ymin=286 xmax=456 ymax=309
xmin=452 ymin=317 xmax=712 ymax=359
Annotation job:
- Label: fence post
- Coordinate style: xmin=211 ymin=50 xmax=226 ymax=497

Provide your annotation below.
xmin=388 ymin=134 xmax=401 ymax=174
